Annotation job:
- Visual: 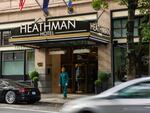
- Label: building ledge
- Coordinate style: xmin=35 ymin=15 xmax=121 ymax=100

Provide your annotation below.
xmin=0 ymin=0 xmax=92 ymax=14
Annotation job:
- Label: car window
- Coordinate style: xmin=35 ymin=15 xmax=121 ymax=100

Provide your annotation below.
xmin=0 ymin=80 xmax=9 ymax=87
xmin=0 ymin=80 xmax=30 ymax=88
xmin=5 ymin=80 xmax=30 ymax=87
xmin=0 ymin=80 xmax=2 ymax=87
xmin=117 ymin=82 xmax=150 ymax=98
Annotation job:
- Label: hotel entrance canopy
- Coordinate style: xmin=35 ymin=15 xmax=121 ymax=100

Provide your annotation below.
xmin=9 ymin=13 xmax=110 ymax=48
xmin=9 ymin=32 xmax=109 ymax=48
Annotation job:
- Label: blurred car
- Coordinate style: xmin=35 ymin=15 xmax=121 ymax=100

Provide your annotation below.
xmin=61 ymin=77 xmax=150 ymax=113
xmin=0 ymin=79 xmax=41 ymax=104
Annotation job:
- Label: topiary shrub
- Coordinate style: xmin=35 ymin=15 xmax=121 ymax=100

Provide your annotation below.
xmin=94 ymin=79 xmax=102 ymax=94
xmin=95 ymin=71 xmax=111 ymax=92
xmin=98 ymin=71 xmax=110 ymax=81
xmin=94 ymin=79 xmax=101 ymax=87
xmin=29 ymin=71 xmax=39 ymax=88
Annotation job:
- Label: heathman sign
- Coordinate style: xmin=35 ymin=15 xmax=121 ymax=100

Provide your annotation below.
xmin=12 ymin=20 xmax=90 ymax=37
xmin=20 ymin=20 xmax=76 ymax=34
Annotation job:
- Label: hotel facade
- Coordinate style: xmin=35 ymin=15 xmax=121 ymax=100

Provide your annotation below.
xmin=0 ymin=0 xmax=149 ymax=93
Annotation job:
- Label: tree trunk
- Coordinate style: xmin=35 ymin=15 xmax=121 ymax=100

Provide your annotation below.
xmin=126 ymin=0 xmax=138 ymax=80
xmin=148 ymin=15 xmax=150 ymax=75
xmin=149 ymin=43 xmax=150 ymax=75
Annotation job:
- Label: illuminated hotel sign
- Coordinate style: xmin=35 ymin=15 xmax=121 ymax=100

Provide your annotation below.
xmin=11 ymin=19 xmax=110 ymax=38
xmin=20 ymin=20 xmax=76 ymax=34
xmin=12 ymin=20 xmax=90 ymax=37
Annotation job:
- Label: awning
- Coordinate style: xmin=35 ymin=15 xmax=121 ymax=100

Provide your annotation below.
xmin=9 ymin=32 xmax=110 ymax=48
xmin=0 ymin=46 xmax=32 ymax=51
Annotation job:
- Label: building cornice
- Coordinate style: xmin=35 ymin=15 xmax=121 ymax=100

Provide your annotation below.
xmin=0 ymin=0 xmax=92 ymax=14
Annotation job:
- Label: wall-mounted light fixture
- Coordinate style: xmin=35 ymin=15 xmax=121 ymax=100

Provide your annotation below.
xmin=73 ymin=49 xmax=90 ymax=54
xmin=49 ymin=50 xmax=66 ymax=55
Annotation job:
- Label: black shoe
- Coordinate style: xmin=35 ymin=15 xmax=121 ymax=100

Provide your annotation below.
xmin=63 ymin=96 xmax=67 ymax=99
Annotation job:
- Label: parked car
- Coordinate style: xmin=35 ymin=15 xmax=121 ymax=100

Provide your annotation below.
xmin=0 ymin=79 xmax=41 ymax=104
xmin=61 ymin=77 xmax=150 ymax=113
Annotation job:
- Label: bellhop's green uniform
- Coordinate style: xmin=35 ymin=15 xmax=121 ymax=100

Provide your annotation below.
xmin=59 ymin=72 xmax=69 ymax=98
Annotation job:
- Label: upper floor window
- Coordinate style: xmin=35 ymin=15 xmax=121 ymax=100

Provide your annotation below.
xmin=0 ymin=30 xmax=11 ymax=46
xmin=113 ymin=18 xmax=140 ymax=38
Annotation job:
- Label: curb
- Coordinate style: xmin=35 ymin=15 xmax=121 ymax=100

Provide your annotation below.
xmin=36 ymin=101 xmax=64 ymax=107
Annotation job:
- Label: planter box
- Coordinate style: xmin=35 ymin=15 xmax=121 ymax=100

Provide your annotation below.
xmin=95 ymin=85 xmax=102 ymax=94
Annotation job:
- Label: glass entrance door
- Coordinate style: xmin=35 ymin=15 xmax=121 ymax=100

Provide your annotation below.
xmin=61 ymin=47 xmax=98 ymax=93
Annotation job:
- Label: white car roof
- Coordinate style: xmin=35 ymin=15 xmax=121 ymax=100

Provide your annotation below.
xmin=96 ymin=77 xmax=150 ymax=98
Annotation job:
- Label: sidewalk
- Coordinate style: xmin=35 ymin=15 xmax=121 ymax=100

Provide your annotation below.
xmin=39 ymin=94 xmax=92 ymax=107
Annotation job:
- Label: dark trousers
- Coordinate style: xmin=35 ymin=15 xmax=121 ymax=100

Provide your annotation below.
xmin=62 ymin=85 xmax=67 ymax=98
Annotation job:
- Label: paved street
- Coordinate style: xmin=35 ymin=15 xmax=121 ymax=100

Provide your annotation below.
xmin=0 ymin=94 xmax=88 ymax=113
xmin=0 ymin=103 xmax=60 ymax=113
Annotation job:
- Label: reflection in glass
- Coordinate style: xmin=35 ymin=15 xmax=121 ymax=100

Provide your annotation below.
xmin=2 ymin=31 xmax=11 ymax=45
xmin=113 ymin=29 xmax=121 ymax=37
xmin=113 ymin=20 xmax=121 ymax=28
xmin=2 ymin=51 xmax=24 ymax=75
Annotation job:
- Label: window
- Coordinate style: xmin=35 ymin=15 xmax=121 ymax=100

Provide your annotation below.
xmin=2 ymin=51 xmax=24 ymax=75
xmin=26 ymin=50 xmax=35 ymax=74
xmin=113 ymin=20 xmax=122 ymax=37
xmin=14 ymin=51 xmax=24 ymax=60
xmin=3 ymin=52 xmax=13 ymax=61
xmin=117 ymin=82 xmax=150 ymax=98
xmin=0 ymin=30 xmax=11 ymax=46
xmin=113 ymin=18 xmax=140 ymax=38
xmin=114 ymin=43 xmax=149 ymax=84
xmin=0 ymin=80 xmax=8 ymax=87
xmin=2 ymin=30 xmax=11 ymax=45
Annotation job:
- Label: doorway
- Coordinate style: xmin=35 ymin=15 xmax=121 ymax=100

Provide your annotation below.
xmin=61 ymin=47 xmax=98 ymax=93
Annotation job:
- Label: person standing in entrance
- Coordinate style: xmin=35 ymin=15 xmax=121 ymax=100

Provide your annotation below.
xmin=59 ymin=67 xmax=69 ymax=99
xmin=75 ymin=64 xmax=80 ymax=92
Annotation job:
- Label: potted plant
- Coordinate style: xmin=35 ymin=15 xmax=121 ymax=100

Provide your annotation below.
xmin=29 ymin=70 xmax=39 ymax=88
xmin=99 ymin=72 xmax=110 ymax=81
xmin=98 ymin=71 xmax=110 ymax=91
xmin=94 ymin=79 xmax=102 ymax=94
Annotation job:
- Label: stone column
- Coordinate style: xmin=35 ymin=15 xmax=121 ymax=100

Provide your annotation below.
xmin=98 ymin=44 xmax=111 ymax=73
xmin=98 ymin=44 xmax=112 ymax=87
xmin=35 ymin=48 xmax=51 ymax=93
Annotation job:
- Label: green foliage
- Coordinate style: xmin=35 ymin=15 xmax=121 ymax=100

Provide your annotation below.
xmin=29 ymin=71 xmax=39 ymax=82
xmin=94 ymin=79 xmax=101 ymax=86
xmin=92 ymin=0 xmax=108 ymax=11
xmin=32 ymin=77 xmax=39 ymax=82
xmin=98 ymin=71 xmax=110 ymax=81
xmin=95 ymin=71 xmax=110 ymax=87
xmin=141 ymin=23 xmax=150 ymax=42
xmin=138 ymin=0 xmax=150 ymax=14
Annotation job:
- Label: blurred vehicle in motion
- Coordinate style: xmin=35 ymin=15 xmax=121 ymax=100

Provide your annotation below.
xmin=61 ymin=77 xmax=150 ymax=113
xmin=0 ymin=79 xmax=41 ymax=104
